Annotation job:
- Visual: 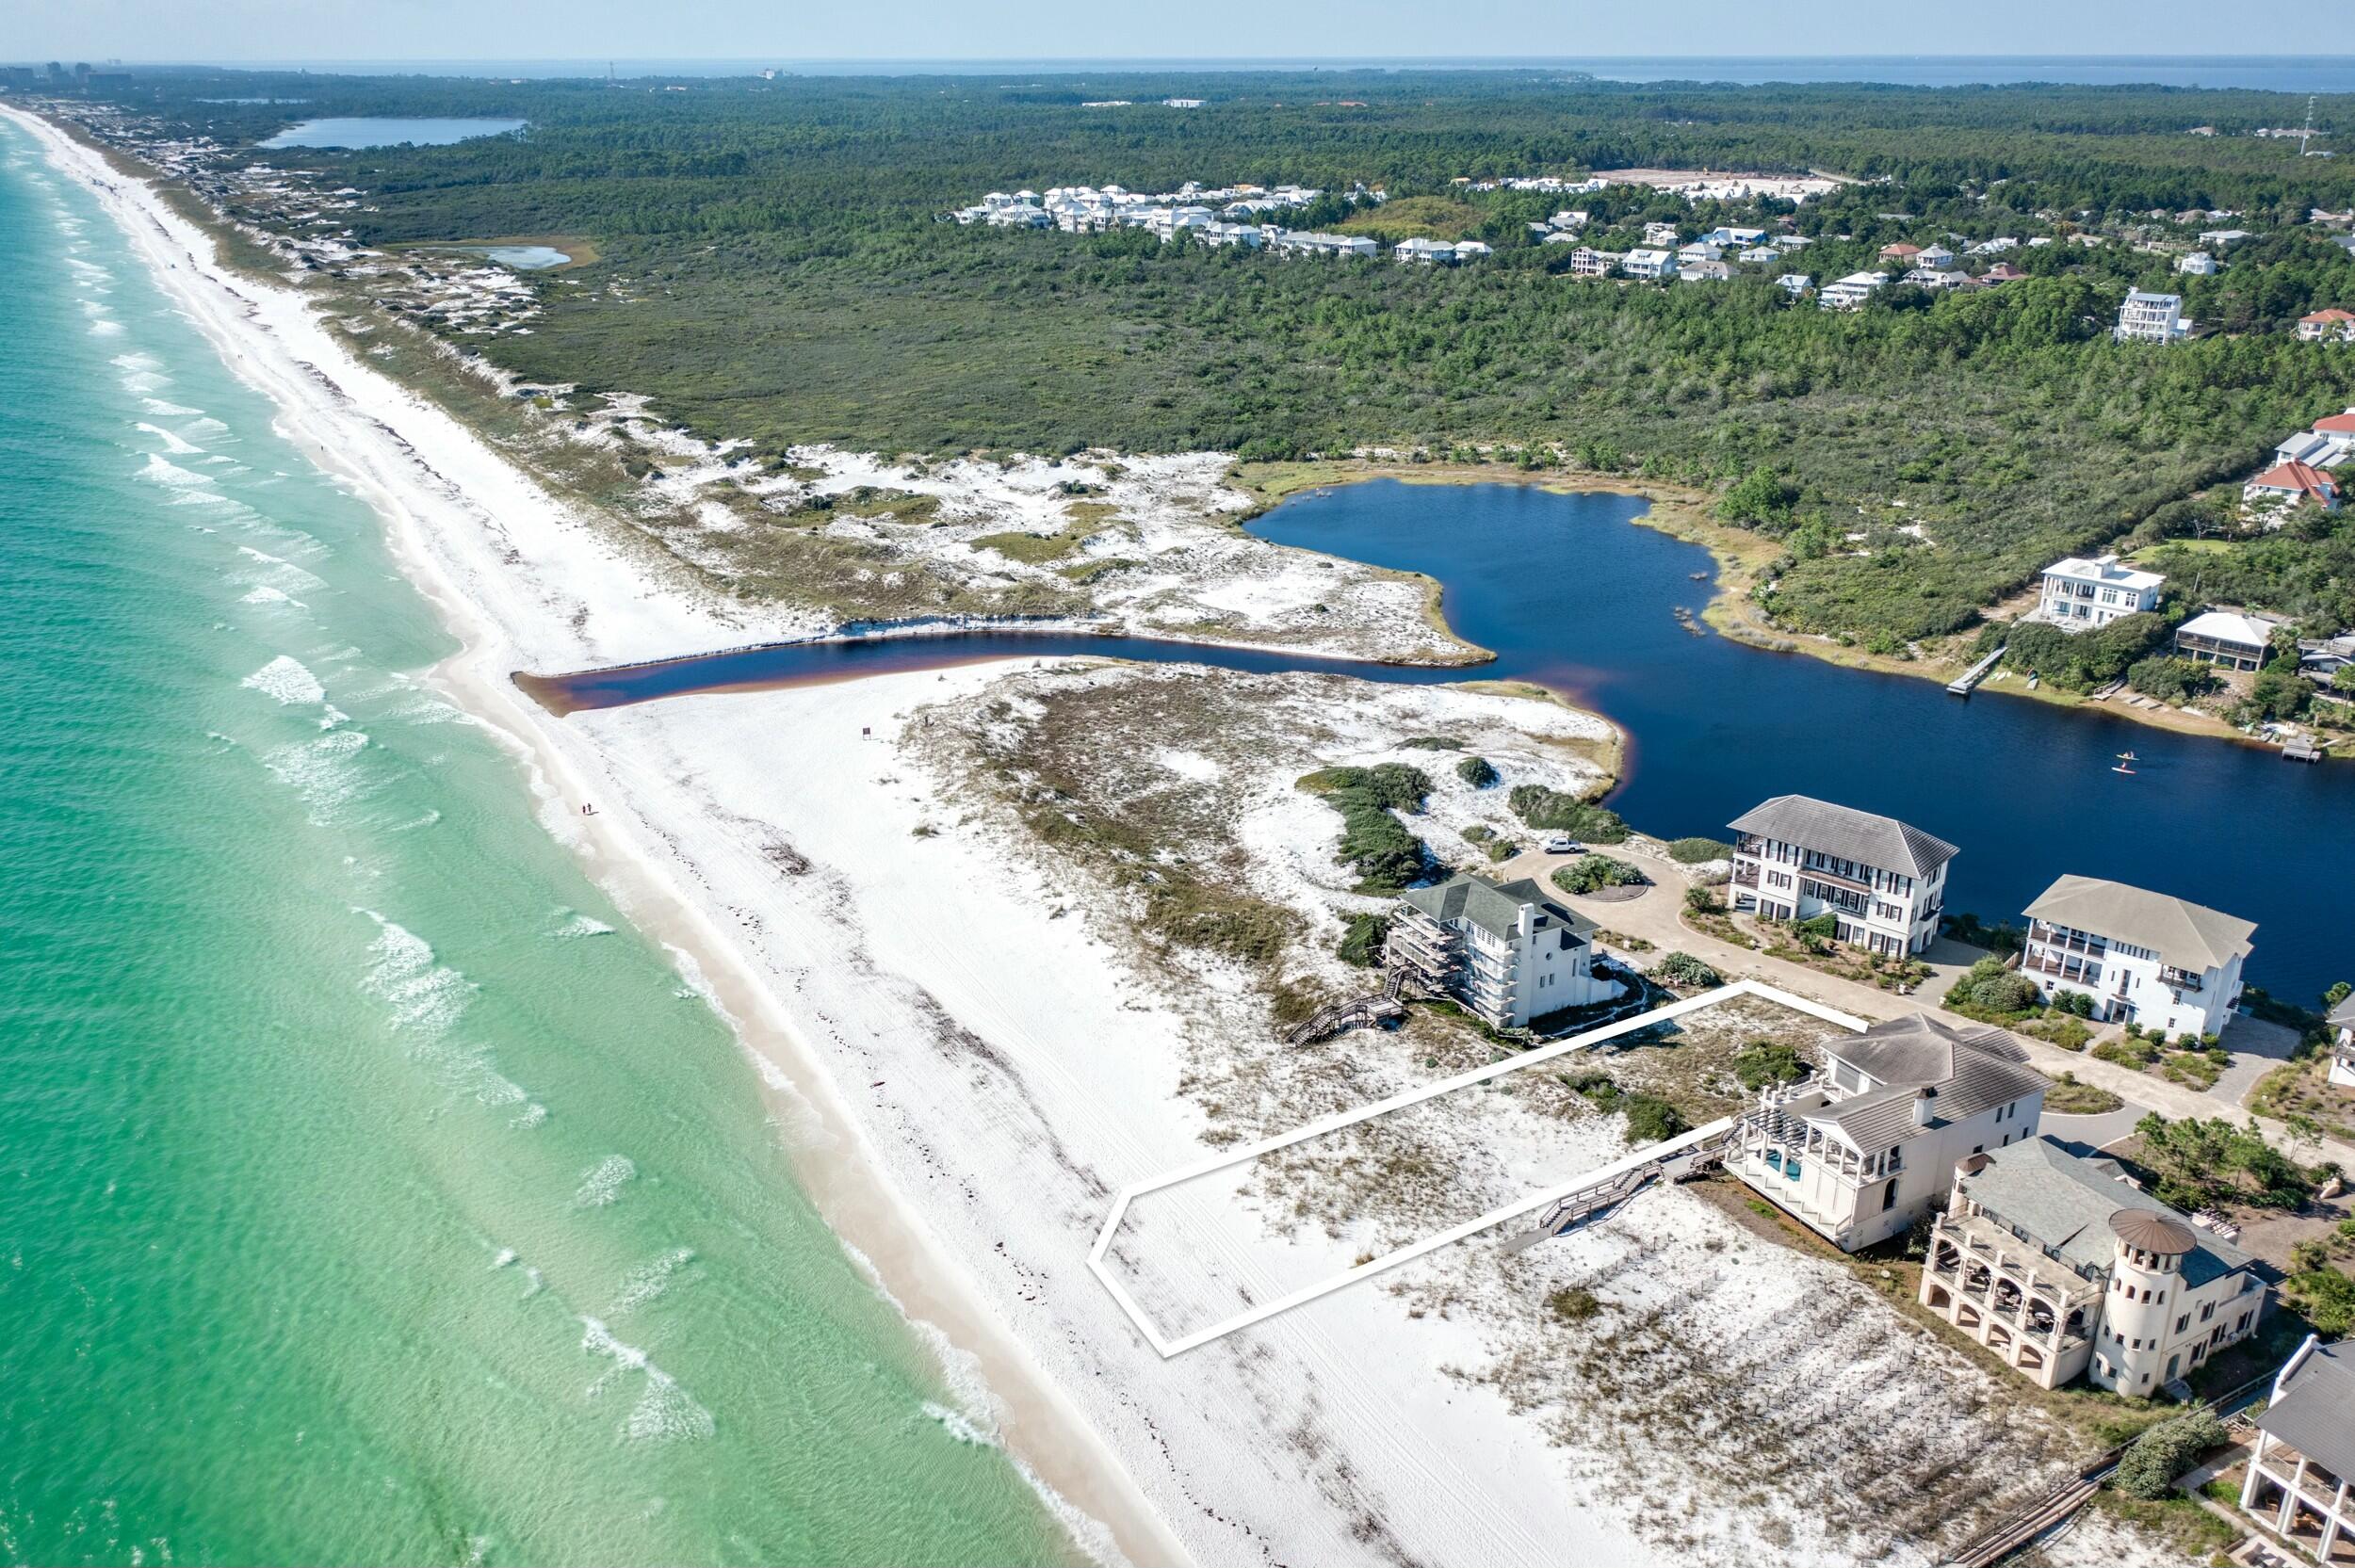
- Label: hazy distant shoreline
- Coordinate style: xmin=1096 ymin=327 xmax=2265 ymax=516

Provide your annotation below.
xmin=63 ymin=55 xmax=2355 ymax=91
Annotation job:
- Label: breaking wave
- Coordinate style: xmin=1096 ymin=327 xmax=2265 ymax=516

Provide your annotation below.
xmin=240 ymin=655 xmax=325 ymax=706
xmin=573 ymin=1155 xmax=637 ymax=1208
xmin=580 ymin=1317 xmax=716 ymax=1443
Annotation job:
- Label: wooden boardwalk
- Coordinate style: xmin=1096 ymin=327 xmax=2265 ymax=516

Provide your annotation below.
xmin=1947 ymin=645 xmax=2006 ymax=696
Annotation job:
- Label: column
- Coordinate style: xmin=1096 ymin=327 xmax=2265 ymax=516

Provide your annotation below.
xmin=2323 ymin=1479 xmax=2350 ymax=1560
xmin=2242 ymin=1431 xmax=2269 ymax=1511
xmin=2281 ymin=1457 xmax=2308 ymax=1536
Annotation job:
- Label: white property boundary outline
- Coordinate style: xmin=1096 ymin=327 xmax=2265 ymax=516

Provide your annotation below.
xmin=1089 ymin=979 xmax=1869 ymax=1357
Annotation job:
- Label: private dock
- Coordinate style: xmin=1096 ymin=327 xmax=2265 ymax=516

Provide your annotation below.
xmin=1946 ymin=645 xmax=2005 ymax=697
xmin=2284 ymin=736 xmax=2323 ymax=764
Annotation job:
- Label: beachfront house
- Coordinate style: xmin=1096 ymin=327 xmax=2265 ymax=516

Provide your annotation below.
xmin=2241 ymin=1335 xmax=2355 ymax=1560
xmin=2115 ymin=289 xmax=2190 ymax=342
xmin=1385 ymin=873 xmax=1622 ymax=1030
xmin=1728 ymin=795 xmax=1956 ymax=956
xmin=1819 ymin=271 xmax=1887 ymax=310
xmin=2020 ymin=874 xmax=2253 ymax=1039
xmin=2299 ymin=309 xmax=2355 ymax=342
xmin=1621 ymin=248 xmax=1678 ymax=281
xmin=2174 ymin=609 xmax=2283 ymax=671
xmin=2245 ymin=460 xmax=2340 ymax=512
xmin=1922 ymin=1139 xmax=2265 ymax=1392
xmin=1728 ymin=1014 xmax=2045 ymax=1252
xmin=2037 ymin=554 xmax=2165 ymax=630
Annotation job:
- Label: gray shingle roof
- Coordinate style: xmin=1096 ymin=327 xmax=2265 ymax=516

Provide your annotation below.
xmin=1804 ymin=1015 xmax=2044 ymax=1147
xmin=2022 ymin=875 xmax=2256 ymax=973
xmin=1811 ymin=1085 xmax=1925 ymax=1151
xmin=2262 ymin=1341 xmax=2355 ymax=1472
xmin=2329 ymin=993 xmax=2355 ymax=1028
xmin=1398 ymin=873 xmax=1594 ymax=945
xmin=1957 ymin=1137 xmax=2253 ymax=1288
xmin=1727 ymin=795 xmax=1959 ymax=877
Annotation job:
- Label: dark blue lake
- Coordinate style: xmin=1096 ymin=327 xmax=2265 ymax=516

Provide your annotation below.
xmin=528 ymin=478 xmax=2342 ymax=1007
xmin=1251 ymin=480 xmax=2343 ymax=1009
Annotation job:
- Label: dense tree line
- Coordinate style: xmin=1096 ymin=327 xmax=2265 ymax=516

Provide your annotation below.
xmin=74 ymin=68 xmax=2355 ymax=642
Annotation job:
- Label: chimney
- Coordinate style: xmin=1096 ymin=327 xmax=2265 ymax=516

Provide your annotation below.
xmin=1912 ymin=1087 xmax=1936 ymax=1127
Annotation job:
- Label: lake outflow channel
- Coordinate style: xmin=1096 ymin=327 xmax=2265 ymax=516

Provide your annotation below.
xmin=523 ymin=480 xmax=2347 ymax=1007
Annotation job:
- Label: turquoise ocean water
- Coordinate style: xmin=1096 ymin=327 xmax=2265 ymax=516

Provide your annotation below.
xmin=0 ymin=119 xmax=1077 ymax=1567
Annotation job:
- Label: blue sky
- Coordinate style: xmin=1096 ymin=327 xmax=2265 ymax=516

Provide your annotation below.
xmin=15 ymin=0 xmax=2343 ymax=66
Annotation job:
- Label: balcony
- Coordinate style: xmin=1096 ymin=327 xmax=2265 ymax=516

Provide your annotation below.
xmin=2027 ymin=922 xmax=2107 ymax=960
xmin=1732 ymin=864 xmax=1760 ymax=889
xmin=1797 ymin=860 xmax=1873 ymax=896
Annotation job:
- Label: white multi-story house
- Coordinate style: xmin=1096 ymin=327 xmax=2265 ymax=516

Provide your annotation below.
xmin=1729 ymin=1014 xmax=2046 ymax=1252
xmin=1923 ymin=1139 xmax=2266 ymax=1392
xmin=2116 ymin=289 xmax=2190 ymax=342
xmin=1901 ymin=267 xmax=1969 ymax=290
xmin=1700 ymin=225 xmax=1766 ymax=247
xmin=1777 ymin=273 xmax=1812 ymax=297
xmin=2242 ymin=1335 xmax=2355 ymax=1561
xmin=1677 ymin=240 xmax=1725 ymax=265
xmin=1394 ymin=236 xmax=1459 ymax=264
xmin=1917 ymin=243 xmax=1957 ymax=269
xmin=1728 ymin=795 xmax=1957 ymax=956
xmin=1566 ymin=247 xmax=1621 ymax=277
xmin=1621 ymin=248 xmax=1678 ymax=280
xmin=2329 ymin=994 xmax=2355 ymax=1088
xmin=2178 ymin=251 xmax=2220 ymax=275
xmin=2299 ymin=309 xmax=2355 ymax=342
xmin=1387 ymin=873 xmax=1622 ymax=1030
xmin=1643 ymin=220 xmax=1681 ymax=247
xmin=1819 ymin=271 xmax=1888 ymax=309
xmin=2037 ymin=553 xmax=2165 ymax=629
xmin=2021 ymin=875 xmax=2254 ymax=1038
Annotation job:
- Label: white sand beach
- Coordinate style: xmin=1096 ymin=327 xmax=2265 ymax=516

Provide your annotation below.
xmin=5 ymin=103 xmax=1681 ymax=1568
xmin=13 ymin=101 xmax=2150 ymax=1568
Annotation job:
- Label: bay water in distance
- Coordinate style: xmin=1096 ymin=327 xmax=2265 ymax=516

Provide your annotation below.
xmin=0 ymin=119 xmax=1079 ymax=1565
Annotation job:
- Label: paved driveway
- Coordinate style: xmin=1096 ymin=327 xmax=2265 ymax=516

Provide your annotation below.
xmin=1497 ymin=840 xmax=2352 ymax=1169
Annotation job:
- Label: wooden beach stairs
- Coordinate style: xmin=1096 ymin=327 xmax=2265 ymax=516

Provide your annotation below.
xmin=1938 ymin=1373 xmax=2274 ymax=1568
xmin=1283 ymin=966 xmax=1409 ymax=1047
xmin=1498 ymin=1131 xmax=1733 ymax=1254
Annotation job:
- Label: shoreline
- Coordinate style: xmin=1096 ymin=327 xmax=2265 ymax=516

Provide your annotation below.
xmin=1 ymin=103 xmax=1189 ymax=1568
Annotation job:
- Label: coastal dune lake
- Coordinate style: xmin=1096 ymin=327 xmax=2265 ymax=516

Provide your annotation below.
xmin=537 ymin=479 xmax=2348 ymax=1006
xmin=258 ymin=116 xmax=527 ymax=148
xmin=1264 ymin=482 xmax=2347 ymax=1006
